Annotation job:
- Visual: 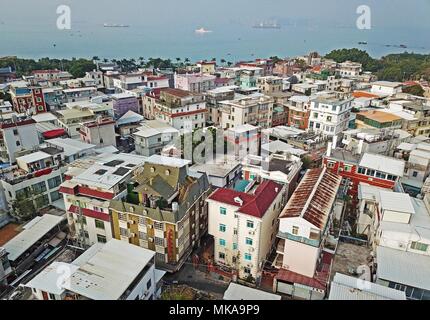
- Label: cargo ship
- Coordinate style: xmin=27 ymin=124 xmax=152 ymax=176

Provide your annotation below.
xmin=253 ymin=21 xmax=281 ymax=29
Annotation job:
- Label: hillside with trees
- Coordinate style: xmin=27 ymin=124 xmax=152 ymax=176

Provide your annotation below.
xmin=325 ymin=49 xmax=430 ymax=82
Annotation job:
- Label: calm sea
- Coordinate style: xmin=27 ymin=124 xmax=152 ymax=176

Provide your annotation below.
xmin=0 ymin=18 xmax=429 ymax=61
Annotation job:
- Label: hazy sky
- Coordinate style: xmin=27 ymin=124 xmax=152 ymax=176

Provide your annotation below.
xmin=2 ymin=0 xmax=430 ymax=30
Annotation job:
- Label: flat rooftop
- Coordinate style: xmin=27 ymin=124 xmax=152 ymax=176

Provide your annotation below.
xmin=62 ymin=239 xmax=155 ymax=300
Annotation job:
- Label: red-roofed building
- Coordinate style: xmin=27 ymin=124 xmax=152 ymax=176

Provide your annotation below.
xmin=206 ymin=180 xmax=285 ymax=282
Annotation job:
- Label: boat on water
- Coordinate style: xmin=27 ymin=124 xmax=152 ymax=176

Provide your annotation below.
xmin=195 ymin=27 xmax=212 ymax=34
xmin=358 ymin=41 xmax=368 ymax=45
xmin=103 ymin=23 xmax=130 ymax=28
xmin=253 ymin=21 xmax=281 ymax=29
xmin=400 ymin=44 xmax=407 ymax=48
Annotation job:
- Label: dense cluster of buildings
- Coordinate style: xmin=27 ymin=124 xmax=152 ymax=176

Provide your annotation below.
xmin=0 ymin=52 xmax=430 ymax=301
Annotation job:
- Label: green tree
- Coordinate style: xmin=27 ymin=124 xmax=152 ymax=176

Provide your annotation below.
xmin=10 ymin=193 xmax=37 ymax=222
xmin=403 ymin=84 xmax=425 ymax=97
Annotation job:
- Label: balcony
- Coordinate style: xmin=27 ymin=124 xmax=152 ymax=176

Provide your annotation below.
xmin=277 ymin=231 xmax=320 ymax=247
xmin=276 ymin=238 xmax=285 ymax=254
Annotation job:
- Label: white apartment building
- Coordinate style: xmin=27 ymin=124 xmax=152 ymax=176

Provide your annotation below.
xmin=220 ymin=94 xmax=274 ymax=129
xmin=309 ymin=95 xmax=353 ymax=139
xmin=79 ymin=118 xmax=117 ymax=148
xmin=0 ymin=118 xmax=40 ymax=164
xmin=207 ymin=180 xmax=285 ymax=281
xmin=336 ymin=61 xmax=362 ymax=77
xmin=25 ymin=239 xmax=165 ymax=300
xmin=133 ymin=120 xmax=179 ymax=157
xmin=0 ymin=151 xmax=67 ymax=212
xmin=59 ymin=153 xmax=147 ymax=247
xmin=276 ymin=168 xmax=342 ymax=278
xmin=371 ymin=81 xmax=403 ymax=96
xmin=154 ymin=88 xmax=206 ymax=131
xmin=174 ymin=73 xmax=216 ymax=93
xmin=225 ymin=124 xmax=260 ymax=160
xmin=241 ymin=153 xmax=302 ymax=201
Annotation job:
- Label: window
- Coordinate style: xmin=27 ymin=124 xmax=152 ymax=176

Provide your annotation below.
xmin=219 ymin=239 xmax=226 ymax=246
xmin=413 ymin=171 xmax=418 ymax=178
xmin=246 ymin=238 xmax=253 ymax=245
xmin=13 ymin=129 xmax=18 ymax=135
xmin=119 ymin=213 xmax=128 ymax=221
xmin=139 ymin=231 xmax=147 ymax=240
xmin=120 ymin=228 xmax=128 ymax=237
xmin=233 ymin=243 xmax=237 ymax=250
xmin=292 ymin=226 xmax=299 ymax=235
xmin=33 ymin=181 xmax=47 ymax=193
xmin=50 ymin=191 xmax=61 ymax=202
xmin=233 ymin=228 xmax=238 ymax=235
xmin=245 ymin=253 xmax=252 ymax=261
xmin=16 ymin=141 xmax=20 ymax=146
xmin=219 ymin=252 xmax=225 ymax=260
xmin=154 ymin=222 xmax=163 ymax=230
xmin=246 ymin=220 xmax=254 ymax=228
xmin=220 ymin=207 xmax=226 ymax=215
xmin=344 ymin=165 xmax=352 ymax=172
xmin=146 ymin=279 xmax=152 ymax=290
xmin=95 ymin=219 xmax=105 ymax=230
xmin=49 ymin=293 xmax=56 ymax=300
xmin=97 ymin=234 xmax=107 ymax=243
xmin=155 ymin=237 xmax=164 ymax=246
xmin=244 ymin=267 xmax=251 ymax=274
xmin=327 ymin=161 xmax=335 ymax=169
xmin=411 ymin=241 xmax=428 ymax=252
xmin=48 ymin=176 xmax=62 ymax=189
xmin=219 ymin=224 xmax=226 ymax=232
xmin=358 ymin=167 xmax=366 ymax=174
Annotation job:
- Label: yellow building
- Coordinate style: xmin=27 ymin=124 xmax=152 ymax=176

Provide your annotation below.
xmin=109 ymin=155 xmax=211 ymax=272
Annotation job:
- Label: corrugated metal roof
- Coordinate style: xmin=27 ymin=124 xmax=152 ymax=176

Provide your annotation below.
xmin=3 ymin=214 xmax=65 ymax=261
xmin=379 ymin=191 xmax=415 ymax=214
xmin=329 ymin=273 xmax=406 ymax=300
xmin=376 ymin=246 xmax=430 ymax=291
xmin=223 ymin=283 xmax=281 ymax=300
xmin=280 ymin=168 xmax=342 ymax=230
xmin=359 ymin=153 xmax=405 ymax=177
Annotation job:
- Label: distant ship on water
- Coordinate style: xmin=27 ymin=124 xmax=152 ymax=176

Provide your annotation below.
xmin=103 ymin=23 xmax=130 ymax=28
xmin=253 ymin=21 xmax=281 ymax=29
xmin=195 ymin=27 xmax=212 ymax=34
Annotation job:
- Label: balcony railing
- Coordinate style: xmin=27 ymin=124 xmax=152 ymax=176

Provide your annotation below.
xmin=277 ymin=231 xmax=320 ymax=247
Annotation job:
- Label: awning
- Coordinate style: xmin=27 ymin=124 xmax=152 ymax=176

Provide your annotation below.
xmin=42 ymin=128 xmax=66 ymax=139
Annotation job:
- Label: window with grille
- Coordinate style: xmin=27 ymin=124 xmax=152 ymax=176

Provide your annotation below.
xmin=155 ymin=237 xmax=164 ymax=246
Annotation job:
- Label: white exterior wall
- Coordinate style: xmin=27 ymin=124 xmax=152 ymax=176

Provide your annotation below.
xmin=82 ymin=123 xmax=116 ymax=148
xmin=377 ymin=229 xmax=430 ymax=256
xmin=279 ymin=217 xmax=321 ymax=278
xmin=31 ymin=288 xmax=64 ymax=300
xmin=1 ymin=123 xmax=39 ymax=163
xmin=125 ymin=263 xmax=157 ymax=300
xmin=371 ymin=85 xmax=402 ymax=96
xmin=63 ymin=194 xmax=113 ymax=246
xmin=1 ymin=166 xmax=66 ymax=210
xmin=208 ymin=188 xmax=284 ymax=280
xmin=309 ymin=100 xmax=352 ymax=138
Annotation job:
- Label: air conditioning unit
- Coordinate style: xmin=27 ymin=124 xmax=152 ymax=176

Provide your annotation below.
xmin=398 ymin=243 xmax=405 ymax=249
xmin=249 ymin=247 xmax=255 ymax=252
xmin=249 ymin=231 xmax=255 ymax=236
